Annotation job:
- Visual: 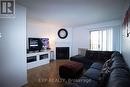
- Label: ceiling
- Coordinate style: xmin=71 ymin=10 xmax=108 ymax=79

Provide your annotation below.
xmin=17 ymin=0 xmax=128 ymax=27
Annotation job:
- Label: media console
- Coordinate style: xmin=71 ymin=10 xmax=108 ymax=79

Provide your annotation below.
xmin=26 ymin=50 xmax=50 ymax=69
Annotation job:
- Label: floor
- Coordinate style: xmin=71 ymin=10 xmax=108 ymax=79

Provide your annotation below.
xmin=23 ymin=60 xmax=71 ymax=87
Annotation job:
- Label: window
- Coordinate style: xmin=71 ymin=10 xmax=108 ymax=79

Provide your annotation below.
xmin=90 ymin=29 xmax=113 ymax=51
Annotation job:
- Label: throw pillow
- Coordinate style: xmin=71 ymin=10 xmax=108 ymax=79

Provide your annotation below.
xmin=103 ymin=59 xmax=113 ymax=68
xmin=98 ymin=59 xmax=112 ymax=87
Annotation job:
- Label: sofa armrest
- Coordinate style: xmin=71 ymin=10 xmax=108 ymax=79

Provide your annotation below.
xmin=70 ymin=55 xmax=88 ymax=62
xmin=70 ymin=55 xmax=86 ymax=59
xmin=70 ymin=55 xmax=93 ymax=69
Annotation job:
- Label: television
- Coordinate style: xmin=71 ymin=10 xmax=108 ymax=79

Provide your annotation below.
xmin=28 ymin=38 xmax=49 ymax=51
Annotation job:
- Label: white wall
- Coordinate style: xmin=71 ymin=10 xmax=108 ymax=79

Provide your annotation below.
xmin=72 ymin=28 xmax=89 ymax=56
xmin=27 ymin=19 xmax=57 ymax=50
xmin=0 ymin=5 xmax=27 ymax=87
xmin=112 ymin=25 xmax=121 ymax=51
xmin=121 ymin=1 xmax=130 ymax=68
xmin=72 ymin=20 xmax=121 ymax=56
xmin=26 ymin=18 xmax=72 ymax=59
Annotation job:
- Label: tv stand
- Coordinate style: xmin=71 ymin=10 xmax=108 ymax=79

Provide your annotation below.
xmin=26 ymin=50 xmax=50 ymax=69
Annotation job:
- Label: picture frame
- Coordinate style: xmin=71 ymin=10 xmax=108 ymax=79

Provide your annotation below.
xmin=123 ymin=14 xmax=127 ymax=37
xmin=123 ymin=6 xmax=130 ymax=37
xmin=128 ymin=6 xmax=130 ymax=37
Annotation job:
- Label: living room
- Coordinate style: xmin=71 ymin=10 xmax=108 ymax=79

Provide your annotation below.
xmin=0 ymin=0 xmax=130 ymax=87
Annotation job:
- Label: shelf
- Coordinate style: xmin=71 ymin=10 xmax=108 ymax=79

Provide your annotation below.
xmin=26 ymin=50 xmax=50 ymax=69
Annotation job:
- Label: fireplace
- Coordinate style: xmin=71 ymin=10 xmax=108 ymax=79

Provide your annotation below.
xmin=56 ymin=47 xmax=69 ymax=59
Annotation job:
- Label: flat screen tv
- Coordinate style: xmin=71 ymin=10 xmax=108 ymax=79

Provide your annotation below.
xmin=28 ymin=38 xmax=49 ymax=51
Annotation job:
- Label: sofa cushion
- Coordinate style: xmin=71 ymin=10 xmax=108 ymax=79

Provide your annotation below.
xmin=107 ymin=68 xmax=130 ymax=87
xmin=83 ymin=68 xmax=101 ymax=81
xmin=85 ymin=50 xmax=114 ymax=63
xmin=99 ymin=70 xmax=110 ymax=87
xmin=85 ymin=50 xmax=98 ymax=60
xmin=70 ymin=55 xmax=93 ymax=69
xmin=98 ymin=51 xmax=114 ymax=62
xmin=90 ymin=62 xmax=103 ymax=70
xmin=111 ymin=57 xmax=129 ymax=71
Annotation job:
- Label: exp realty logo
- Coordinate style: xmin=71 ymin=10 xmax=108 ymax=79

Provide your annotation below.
xmin=0 ymin=0 xmax=15 ymax=18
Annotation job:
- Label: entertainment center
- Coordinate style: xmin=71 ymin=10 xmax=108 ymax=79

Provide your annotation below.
xmin=27 ymin=50 xmax=50 ymax=69
xmin=27 ymin=37 xmax=50 ymax=69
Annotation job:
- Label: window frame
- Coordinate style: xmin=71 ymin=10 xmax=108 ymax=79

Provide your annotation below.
xmin=89 ymin=28 xmax=113 ymax=51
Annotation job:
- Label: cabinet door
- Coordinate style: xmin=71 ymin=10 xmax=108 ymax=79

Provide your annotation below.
xmin=27 ymin=56 xmax=37 ymax=63
xmin=39 ymin=54 xmax=48 ymax=60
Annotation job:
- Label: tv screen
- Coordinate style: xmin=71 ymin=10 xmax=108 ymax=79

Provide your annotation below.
xmin=29 ymin=38 xmax=42 ymax=51
xmin=28 ymin=38 xmax=49 ymax=51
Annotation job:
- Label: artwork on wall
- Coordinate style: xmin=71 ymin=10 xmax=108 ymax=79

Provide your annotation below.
xmin=128 ymin=6 xmax=130 ymax=37
xmin=123 ymin=5 xmax=130 ymax=37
